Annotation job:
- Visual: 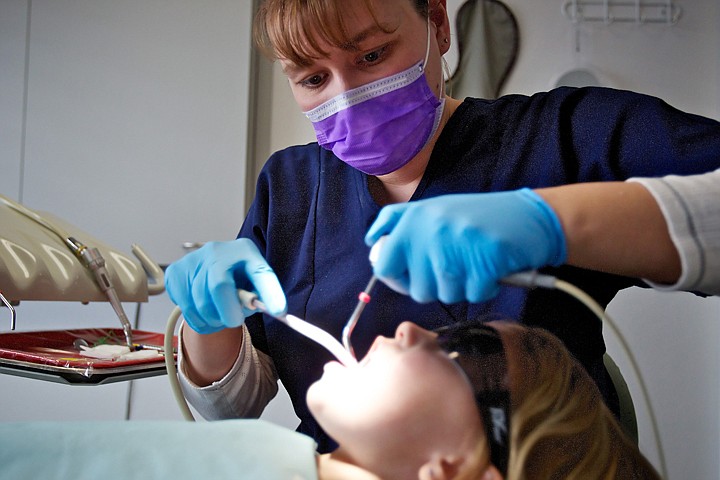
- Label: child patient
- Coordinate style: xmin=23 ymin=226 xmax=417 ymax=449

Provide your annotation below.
xmin=0 ymin=321 xmax=659 ymax=480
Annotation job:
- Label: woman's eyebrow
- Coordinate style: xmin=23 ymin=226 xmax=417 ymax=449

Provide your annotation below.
xmin=339 ymin=24 xmax=390 ymax=51
xmin=279 ymin=21 xmax=396 ymax=74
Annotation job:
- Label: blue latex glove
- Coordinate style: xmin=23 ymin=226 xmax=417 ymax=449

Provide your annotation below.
xmin=164 ymin=238 xmax=287 ymax=334
xmin=364 ymin=189 xmax=567 ymax=303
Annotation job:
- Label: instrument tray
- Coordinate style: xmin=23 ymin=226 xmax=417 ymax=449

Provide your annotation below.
xmin=0 ymin=328 xmax=176 ymax=385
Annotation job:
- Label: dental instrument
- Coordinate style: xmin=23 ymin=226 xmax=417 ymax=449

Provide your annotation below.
xmin=237 ymin=290 xmax=357 ymax=367
xmin=342 ymin=237 xmax=385 ymax=358
xmin=342 ymin=275 xmax=377 ymax=358
xmin=65 ymin=236 xmax=133 ymax=348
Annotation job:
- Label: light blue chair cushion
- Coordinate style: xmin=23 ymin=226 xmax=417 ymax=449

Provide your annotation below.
xmin=0 ymin=419 xmax=318 ymax=480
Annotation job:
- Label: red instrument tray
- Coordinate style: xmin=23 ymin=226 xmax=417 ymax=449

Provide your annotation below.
xmin=0 ymin=328 xmax=177 ymax=385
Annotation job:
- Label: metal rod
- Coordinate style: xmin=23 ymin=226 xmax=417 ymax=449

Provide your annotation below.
xmin=0 ymin=291 xmax=16 ymax=331
xmin=342 ymin=275 xmax=378 ymax=359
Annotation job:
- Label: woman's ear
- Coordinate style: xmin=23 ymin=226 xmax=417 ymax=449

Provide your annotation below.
xmin=429 ymin=0 xmax=451 ymax=55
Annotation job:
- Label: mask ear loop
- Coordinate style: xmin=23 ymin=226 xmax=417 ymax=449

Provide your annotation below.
xmin=442 ymin=56 xmax=452 ymax=97
xmin=422 ymin=17 xmax=446 ymax=101
xmin=421 ymin=17 xmax=432 ymax=71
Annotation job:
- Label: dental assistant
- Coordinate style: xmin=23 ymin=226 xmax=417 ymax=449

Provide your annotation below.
xmin=164 ymin=0 xmax=720 ymax=453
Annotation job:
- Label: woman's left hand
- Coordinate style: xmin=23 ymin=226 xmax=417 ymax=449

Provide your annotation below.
xmin=365 ymin=189 xmax=567 ymax=303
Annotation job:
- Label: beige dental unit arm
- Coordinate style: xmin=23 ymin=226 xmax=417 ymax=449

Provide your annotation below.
xmin=0 ymin=194 xmax=164 ymax=331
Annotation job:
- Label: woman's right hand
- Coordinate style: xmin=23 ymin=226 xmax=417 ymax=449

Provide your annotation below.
xmin=165 ymin=238 xmax=287 ymax=334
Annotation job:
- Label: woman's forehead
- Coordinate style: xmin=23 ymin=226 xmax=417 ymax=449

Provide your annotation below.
xmin=257 ymin=0 xmax=414 ymax=66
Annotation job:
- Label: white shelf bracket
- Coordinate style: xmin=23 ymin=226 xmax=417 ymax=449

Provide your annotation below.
xmin=563 ymin=0 xmax=682 ymax=25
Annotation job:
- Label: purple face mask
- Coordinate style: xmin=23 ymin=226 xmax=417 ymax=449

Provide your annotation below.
xmin=303 ymin=25 xmax=445 ymax=176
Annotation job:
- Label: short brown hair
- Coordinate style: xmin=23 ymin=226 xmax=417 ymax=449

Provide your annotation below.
xmin=253 ymin=0 xmax=428 ymax=66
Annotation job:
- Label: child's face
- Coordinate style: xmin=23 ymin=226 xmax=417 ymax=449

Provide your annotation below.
xmin=307 ymin=321 xmax=484 ymax=465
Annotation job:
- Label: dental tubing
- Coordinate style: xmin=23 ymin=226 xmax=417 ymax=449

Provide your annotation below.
xmin=165 ymin=306 xmax=195 ymax=421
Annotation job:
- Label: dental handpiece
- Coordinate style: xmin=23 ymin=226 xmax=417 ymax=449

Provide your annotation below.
xmin=237 ymin=290 xmax=357 ymax=366
xmin=67 ymin=237 xmax=134 ymax=348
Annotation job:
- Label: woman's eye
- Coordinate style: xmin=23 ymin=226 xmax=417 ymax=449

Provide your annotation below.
xmin=300 ymin=74 xmax=326 ymax=89
xmin=363 ymin=51 xmax=380 ymax=63
xmin=360 ymin=46 xmax=387 ymax=66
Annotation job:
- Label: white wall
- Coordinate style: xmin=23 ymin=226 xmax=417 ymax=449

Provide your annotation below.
xmin=496 ymin=1 xmax=719 ymax=118
xmin=253 ymin=1 xmax=720 ymax=478
xmin=0 ymin=0 xmax=27 ymax=200
xmin=0 ymin=0 xmax=275 ymax=424
xmin=18 ymin=0 xmax=252 ymax=263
